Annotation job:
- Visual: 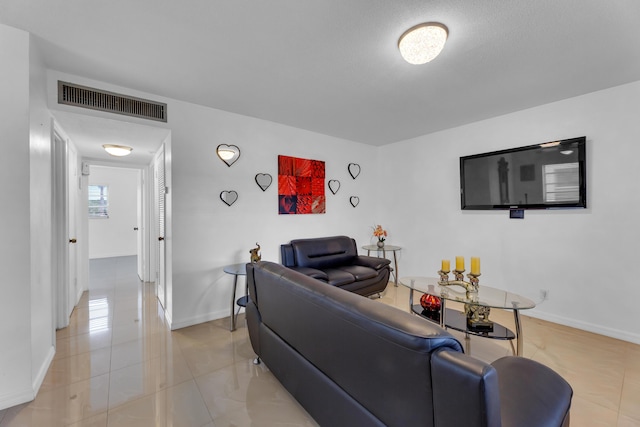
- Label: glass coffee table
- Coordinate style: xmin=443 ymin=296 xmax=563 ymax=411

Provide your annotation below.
xmin=399 ymin=276 xmax=535 ymax=356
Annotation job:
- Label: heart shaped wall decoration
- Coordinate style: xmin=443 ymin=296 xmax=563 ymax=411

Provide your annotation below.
xmin=216 ymin=144 xmax=241 ymax=167
xmin=348 ymin=163 xmax=361 ymax=179
xmin=328 ymin=180 xmax=340 ymax=195
xmin=255 ymin=173 xmax=272 ymax=192
xmin=350 ymin=196 xmax=360 ymax=207
xmin=220 ymin=190 xmax=238 ymax=206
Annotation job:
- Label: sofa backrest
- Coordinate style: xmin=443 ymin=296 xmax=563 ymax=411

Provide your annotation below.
xmin=247 ymin=261 xmax=464 ymax=427
xmin=281 ymin=235 xmax=357 ymax=269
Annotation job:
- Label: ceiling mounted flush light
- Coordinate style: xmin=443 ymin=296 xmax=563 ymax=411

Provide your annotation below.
xmin=103 ymin=144 xmax=133 ymax=157
xmin=398 ymin=22 xmax=448 ymax=64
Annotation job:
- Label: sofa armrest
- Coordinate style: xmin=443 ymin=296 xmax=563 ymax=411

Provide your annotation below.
xmin=491 ymin=356 xmax=572 ymax=427
xmin=352 ymin=255 xmax=391 ymax=271
xmin=281 ymin=244 xmax=296 ymax=267
xmin=431 ymin=349 xmax=502 ymax=427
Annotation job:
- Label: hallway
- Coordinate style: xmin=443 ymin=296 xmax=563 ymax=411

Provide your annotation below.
xmin=0 ymin=256 xmax=316 ymax=426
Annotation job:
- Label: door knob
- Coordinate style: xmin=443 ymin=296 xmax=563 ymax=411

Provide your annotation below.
xmin=158 ymin=237 xmax=164 ymax=241
xmin=134 ymin=227 xmax=139 ymax=231
xmin=69 ymin=238 xmax=77 ymax=243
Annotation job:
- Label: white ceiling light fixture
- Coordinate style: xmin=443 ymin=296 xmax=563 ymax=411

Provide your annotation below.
xmin=103 ymin=144 xmax=133 ymax=157
xmin=398 ymin=22 xmax=448 ymax=65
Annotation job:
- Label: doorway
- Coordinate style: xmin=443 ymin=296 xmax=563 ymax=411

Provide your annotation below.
xmin=52 ymin=129 xmax=83 ymax=328
xmin=51 ymin=114 xmax=170 ymax=330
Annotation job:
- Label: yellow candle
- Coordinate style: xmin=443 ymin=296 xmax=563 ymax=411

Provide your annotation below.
xmin=471 ymin=257 xmax=480 ymax=275
xmin=441 ymin=260 xmax=450 ymax=272
xmin=455 ymin=256 xmax=464 ymax=271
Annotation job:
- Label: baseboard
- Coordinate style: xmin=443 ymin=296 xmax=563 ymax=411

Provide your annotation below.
xmin=32 ymin=346 xmax=55 ymax=395
xmin=528 ymin=309 xmax=640 ymax=345
xmin=170 ymin=308 xmax=231 ymax=330
xmin=89 ymin=253 xmax=136 ymax=259
xmin=164 ymin=308 xmax=173 ymax=330
xmin=0 ymin=386 xmax=34 ymax=411
xmin=0 ymin=346 xmax=55 ymax=411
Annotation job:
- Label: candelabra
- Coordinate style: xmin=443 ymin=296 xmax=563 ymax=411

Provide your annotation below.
xmin=437 ymin=268 xmax=492 ymax=331
xmin=437 ymin=268 xmax=480 ymax=293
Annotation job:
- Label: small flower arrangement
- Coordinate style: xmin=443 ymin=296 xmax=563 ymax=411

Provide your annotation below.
xmin=373 ymin=225 xmax=387 ymax=242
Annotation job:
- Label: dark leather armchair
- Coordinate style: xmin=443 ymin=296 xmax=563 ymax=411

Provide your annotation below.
xmin=281 ymin=235 xmax=391 ymax=296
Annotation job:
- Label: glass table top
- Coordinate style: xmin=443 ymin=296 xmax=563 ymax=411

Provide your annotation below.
xmin=399 ymin=276 xmax=535 ymax=310
xmin=362 ymin=244 xmax=402 ymax=251
xmin=223 ymin=263 xmax=247 ymax=275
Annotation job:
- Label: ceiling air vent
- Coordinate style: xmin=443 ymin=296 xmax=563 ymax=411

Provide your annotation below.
xmin=58 ymin=81 xmax=167 ymax=122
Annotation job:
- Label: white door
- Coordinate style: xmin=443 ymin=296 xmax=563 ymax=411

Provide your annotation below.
xmin=53 ymin=131 xmax=69 ymax=328
xmin=154 ymin=148 xmax=166 ymax=308
xmin=136 ymin=172 xmax=144 ymax=280
xmin=67 ymin=143 xmax=80 ymax=315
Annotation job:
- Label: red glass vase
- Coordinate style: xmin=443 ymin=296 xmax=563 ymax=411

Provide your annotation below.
xmin=420 ymin=294 xmax=441 ymax=311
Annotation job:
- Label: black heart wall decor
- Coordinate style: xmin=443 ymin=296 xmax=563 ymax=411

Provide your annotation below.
xmin=348 ymin=163 xmax=361 ymax=179
xmin=216 ymin=144 xmax=241 ymax=167
xmin=255 ymin=173 xmax=273 ymax=191
xmin=328 ymin=180 xmax=341 ymax=195
xmin=350 ymin=196 xmax=360 ymax=207
xmin=220 ymin=190 xmax=238 ymax=206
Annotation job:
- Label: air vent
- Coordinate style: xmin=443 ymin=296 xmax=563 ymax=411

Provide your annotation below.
xmin=58 ymin=81 xmax=167 ymax=122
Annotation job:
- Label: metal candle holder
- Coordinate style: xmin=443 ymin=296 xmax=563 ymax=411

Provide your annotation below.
xmin=437 ymin=269 xmax=492 ymax=331
xmin=437 ymin=268 xmax=480 ymax=293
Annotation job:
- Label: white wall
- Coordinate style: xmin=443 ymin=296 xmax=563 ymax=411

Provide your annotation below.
xmin=88 ymin=166 xmax=140 ymax=259
xmin=46 ymin=70 xmax=380 ymax=330
xmin=0 ymin=24 xmax=53 ymax=410
xmin=0 ymin=23 xmax=32 ymax=409
xmin=168 ymin=101 xmax=379 ymax=329
xmin=378 ymin=80 xmax=640 ymax=344
xmin=28 ymin=31 xmax=55 ymax=395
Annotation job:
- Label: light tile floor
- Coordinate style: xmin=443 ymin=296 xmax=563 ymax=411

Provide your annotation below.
xmin=0 ymin=256 xmax=638 ymax=426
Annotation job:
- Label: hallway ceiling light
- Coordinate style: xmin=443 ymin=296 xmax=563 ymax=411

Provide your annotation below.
xmin=398 ymin=23 xmax=448 ymax=65
xmin=103 ymin=144 xmax=133 ymax=156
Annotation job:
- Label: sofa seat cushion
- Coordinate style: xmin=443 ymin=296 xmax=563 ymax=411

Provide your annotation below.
xmin=335 ymin=265 xmax=377 ymax=281
xmin=289 ymin=266 xmax=329 ymax=281
xmin=323 ymin=268 xmax=356 ymax=286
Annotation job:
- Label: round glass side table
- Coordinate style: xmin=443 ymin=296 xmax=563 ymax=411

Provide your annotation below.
xmin=223 ymin=263 xmax=247 ymax=331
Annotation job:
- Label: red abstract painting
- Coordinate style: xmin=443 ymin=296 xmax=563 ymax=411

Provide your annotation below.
xmin=278 ymin=155 xmax=326 ymax=214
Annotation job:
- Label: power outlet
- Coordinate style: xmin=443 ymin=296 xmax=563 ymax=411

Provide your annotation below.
xmin=540 ymin=289 xmax=549 ymax=301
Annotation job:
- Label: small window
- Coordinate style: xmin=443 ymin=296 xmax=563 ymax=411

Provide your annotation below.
xmin=88 ymin=185 xmax=109 ymax=218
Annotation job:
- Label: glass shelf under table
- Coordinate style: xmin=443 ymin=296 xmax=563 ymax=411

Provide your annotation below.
xmin=411 ymin=305 xmax=515 ymax=340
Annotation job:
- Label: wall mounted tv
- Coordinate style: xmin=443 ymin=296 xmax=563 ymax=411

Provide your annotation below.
xmin=460 ymin=136 xmax=586 ymax=210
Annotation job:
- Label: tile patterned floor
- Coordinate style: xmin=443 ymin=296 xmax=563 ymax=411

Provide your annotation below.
xmin=0 ymin=256 xmax=638 ymax=426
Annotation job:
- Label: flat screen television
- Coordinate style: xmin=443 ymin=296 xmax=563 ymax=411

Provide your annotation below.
xmin=460 ymin=136 xmax=586 ymax=210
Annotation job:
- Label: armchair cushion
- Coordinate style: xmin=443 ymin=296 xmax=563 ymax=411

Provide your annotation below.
xmin=288 ymin=266 xmax=329 ymax=281
xmin=323 ymin=268 xmax=357 ymax=286
xmin=336 ymin=265 xmax=377 ymax=281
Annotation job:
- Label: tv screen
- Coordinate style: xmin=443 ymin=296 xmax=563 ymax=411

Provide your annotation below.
xmin=460 ymin=136 xmax=586 ymax=210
